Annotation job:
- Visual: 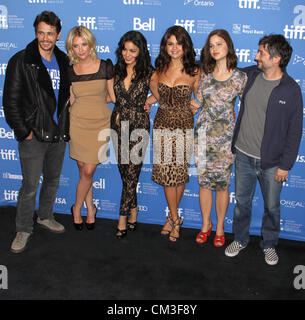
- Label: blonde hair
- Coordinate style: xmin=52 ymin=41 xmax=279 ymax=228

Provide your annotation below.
xmin=65 ymin=26 xmax=97 ymax=64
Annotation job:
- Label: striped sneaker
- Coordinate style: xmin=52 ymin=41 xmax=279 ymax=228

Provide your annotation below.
xmin=263 ymin=248 xmax=279 ymax=266
xmin=225 ymin=241 xmax=247 ymax=257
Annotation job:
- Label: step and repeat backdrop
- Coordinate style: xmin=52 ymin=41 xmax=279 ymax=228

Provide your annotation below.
xmin=0 ymin=0 xmax=305 ymax=241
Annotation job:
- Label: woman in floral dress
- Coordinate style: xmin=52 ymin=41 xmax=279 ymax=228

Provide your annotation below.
xmin=192 ymin=29 xmax=247 ymax=247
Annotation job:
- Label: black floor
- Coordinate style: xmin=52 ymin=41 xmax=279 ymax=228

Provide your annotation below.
xmin=0 ymin=205 xmax=304 ymax=301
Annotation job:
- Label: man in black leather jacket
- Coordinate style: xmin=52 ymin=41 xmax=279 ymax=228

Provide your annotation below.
xmin=3 ymin=11 xmax=70 ymax=253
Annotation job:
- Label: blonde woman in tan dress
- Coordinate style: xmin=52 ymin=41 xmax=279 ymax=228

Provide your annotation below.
xmin=66 ymin=26 xmax=115 ymax=230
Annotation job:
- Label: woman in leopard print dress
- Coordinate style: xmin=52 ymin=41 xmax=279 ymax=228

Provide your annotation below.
xmin=149 ymin=26 xmax=199 ymax=242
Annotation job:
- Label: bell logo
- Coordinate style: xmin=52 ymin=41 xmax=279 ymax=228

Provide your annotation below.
xmin=0 ymin=128 xmax=15 ymax=139
xmin=133 ymin=17 xmax=155 ymax=31
xmin=93 ymin=178 xmax=106 ymax=189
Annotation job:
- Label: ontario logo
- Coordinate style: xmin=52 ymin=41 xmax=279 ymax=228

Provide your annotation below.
xmin=184 ymin=0 xmax=214 ymax=5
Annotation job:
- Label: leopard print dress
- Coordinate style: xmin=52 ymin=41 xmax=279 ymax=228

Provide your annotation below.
xmin=152 ymin=83 xmax=194 ymax=186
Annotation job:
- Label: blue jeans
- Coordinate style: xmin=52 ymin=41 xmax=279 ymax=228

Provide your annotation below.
xmin=16 ymin=135 xmax=66 ymax=233
xmin=233 ymin=149 xmax=282 ymax=249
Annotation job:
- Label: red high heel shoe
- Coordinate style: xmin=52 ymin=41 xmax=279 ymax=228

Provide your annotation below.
xmin=196 ymin=222 xmax=213 ymax=244
xmin=214 ymin=234 xmax=225 ymax=247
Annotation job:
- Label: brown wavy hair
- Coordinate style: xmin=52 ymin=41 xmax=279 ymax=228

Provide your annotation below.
xmin=155 ymin=25 xmax=198 ymax=76
xmin=200 ymin=29 xmax=237 ymax=75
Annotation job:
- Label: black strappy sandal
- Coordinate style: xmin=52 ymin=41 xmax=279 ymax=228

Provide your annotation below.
xmin=169 ymin=217 xmax=183 ymax=242
xmin=161 ymin=214 xmax=173 ymax=236
xmin=127 ymin=221 xmax=137 ymax=231
xmin=116 ymin=228 xmax=127 ymax=239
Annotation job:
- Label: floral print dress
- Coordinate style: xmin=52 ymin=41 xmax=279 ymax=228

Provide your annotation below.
xmin=194 ymin=68 xmax=247 ymax=190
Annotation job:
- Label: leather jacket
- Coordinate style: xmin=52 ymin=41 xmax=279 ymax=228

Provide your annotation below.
xmin=3 ymin=38 xmax=70 ymax=142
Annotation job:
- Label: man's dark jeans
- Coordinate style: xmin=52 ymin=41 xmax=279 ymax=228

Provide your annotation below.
xmin=16 ymin=135 xmax=66 ymax=233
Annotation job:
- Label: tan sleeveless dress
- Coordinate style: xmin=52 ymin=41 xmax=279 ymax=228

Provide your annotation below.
xmin=68 ymin=59 xmax=113 ymax=164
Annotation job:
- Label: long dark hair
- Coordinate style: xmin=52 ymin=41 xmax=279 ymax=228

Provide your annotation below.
xmin=114 ymin=30 xmax=151 ymax=82
xmin=200 ymin=29 xmax=237 ymax=75
xmin=155 ymin=25 xmax=198 ymax=76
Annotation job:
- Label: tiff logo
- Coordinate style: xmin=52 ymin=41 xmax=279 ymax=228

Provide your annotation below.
xmin=284 ymin=5 xmax=305 ymax=40
xmin=175 ymin=19 xmax=195 ymax=33
xmin=283 ymin=25 xmax=305 ymax=40
xmin=0 ymin=265 xmax=8 ymax=289
xmin=0 ymin=5 xmax=8 ymax=29
xmin=123 ymin=0 xmax=143 ymax=4
xmin=77 ymin=17 xmax=97 ymax=30
xmin=238 ymin=0 xmax=260 ymax=9
xmin=235 ymin=49 xmax=251 ymax=63
xmin=165 ymin=206 xmax=183 ymax=217
xmin=4 ymin=189 xmax=19 ymax=201
xmin=136 ymin=182 xmax=142 ymax=194
xmin=0 ymin=149 xmax=18 ymax=160
xmin=0 ymin=63 xmax=7 ymax=75
xmin=229 ymin=192 xmax=236 ymax=204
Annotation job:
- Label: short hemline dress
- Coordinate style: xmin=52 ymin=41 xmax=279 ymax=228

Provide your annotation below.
xmin=68 ymin=59 xmax=113 ymax=165
xmin=194 ymin=69 xmax=247 ymax=191
xmin=152 ymin=83 xmax=194 ymax=187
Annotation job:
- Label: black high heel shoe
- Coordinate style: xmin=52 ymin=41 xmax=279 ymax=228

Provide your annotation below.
xmin=85 ymin=205 xmax=97 ymax=230
xmin=116 ymin=229 xmax=127 ymax=239
xmin=127 ymin=209 xmax=138 ymax=231
xmin=127 ymin=221 xmax=137 ymax=231
xmin=71 ymin=205 xmax=83 ymax=231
